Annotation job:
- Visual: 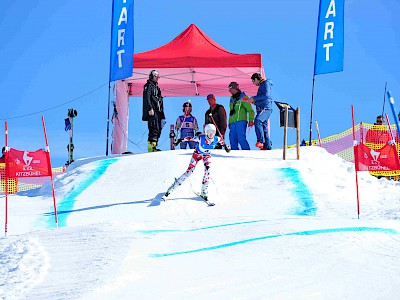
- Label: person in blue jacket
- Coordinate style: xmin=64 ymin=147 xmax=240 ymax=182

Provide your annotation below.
xmin=246 ymin=73 xmax=273 ymax=150
xmin=175 ymin=101 xmax=199 ymax=149
xmin=163 ymin=124 xmax=230 ymax=202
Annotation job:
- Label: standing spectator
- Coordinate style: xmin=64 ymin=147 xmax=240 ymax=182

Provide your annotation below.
xmin=246 ymin=73 xmax=273 ymax=150
xmin=365 ymin=115 xmax=390 ymax=148
xmin=0 ymin=147 xmax=5 ymax=163
xmin=205 ymin=94 xmax=227 ymax=141
xmin=228 ymin=82 xmax=254 ymax=150
xmin=176 ymin=100 xmax=199 ymax=149
xmin=142 ymin=70 xmax=166 ymax=152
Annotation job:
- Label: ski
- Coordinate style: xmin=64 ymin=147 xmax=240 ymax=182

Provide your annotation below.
xmin=196 ymin=192 xmax=215 ymax=206
xmin=169 ymin=124 xmax=176 ymax=150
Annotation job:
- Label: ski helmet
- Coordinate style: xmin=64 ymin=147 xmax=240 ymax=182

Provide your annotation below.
xmin=204 ymin=124 xmax=216 ymax=139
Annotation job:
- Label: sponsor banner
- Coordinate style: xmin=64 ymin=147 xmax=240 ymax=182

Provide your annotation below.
xmin=355 ymin=143 xmax=400 ymax=172
xmin=6 ymin=149 xmax=51 ymax=178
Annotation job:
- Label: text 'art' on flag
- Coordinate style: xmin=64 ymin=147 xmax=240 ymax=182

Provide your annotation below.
xmin=109 ymin=0 xmax=134 ymax=82
xmin=314 ymin=0 xmax=344 ymax=75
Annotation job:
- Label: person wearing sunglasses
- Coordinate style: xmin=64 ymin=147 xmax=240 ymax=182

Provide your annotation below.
xmin=142 ymin=70 xmax=166 ymax=152
xmin=175 ymin=100 xmax=199 ymax=149
xmin=245 ymin=73 xmax=273 ymax=150
xmin=228 ymin=82 xmax=254 ymax=150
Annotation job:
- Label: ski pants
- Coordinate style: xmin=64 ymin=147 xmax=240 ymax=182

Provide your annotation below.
xmin=175 ymin=151 xmax=212 ymax=196
xmin=148 ymin=112 xmax=162 ymax=143
xmin=255 ymin=108 xmax=272 ymax=150
xmin=229 ymin=120 xmax=250 ymax=150
xmin=179 ymin=140 xmax=196 ymax=149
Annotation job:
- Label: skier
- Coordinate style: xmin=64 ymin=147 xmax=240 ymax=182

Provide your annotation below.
xmin=162 ymin=124 xmax=230 ymax=205
xmin=175 ymin=100 xmax=199 ymax=149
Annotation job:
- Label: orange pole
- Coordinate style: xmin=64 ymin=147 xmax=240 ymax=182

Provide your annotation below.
xmin=351 ymin=105 xmax=360 ymax=219
xmin=4 ymin=122 xmax=9 ymax=236
xmin=42 ymin=116 xmax=58 ymax=228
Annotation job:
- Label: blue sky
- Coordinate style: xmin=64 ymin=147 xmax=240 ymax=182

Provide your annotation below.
xmin=1 ymin=0 xmax=399 ymax=166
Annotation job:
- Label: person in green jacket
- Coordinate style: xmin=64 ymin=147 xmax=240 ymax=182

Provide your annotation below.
xmin=228 ymin=82 xmax=255 ymax=150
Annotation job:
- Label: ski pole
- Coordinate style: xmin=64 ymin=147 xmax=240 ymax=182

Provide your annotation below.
xmin=209 ymin=113 xmax=223 ymax=138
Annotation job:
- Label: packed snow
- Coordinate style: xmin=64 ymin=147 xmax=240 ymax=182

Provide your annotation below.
xmin=1 ymin=147 xmax=400 ymax=299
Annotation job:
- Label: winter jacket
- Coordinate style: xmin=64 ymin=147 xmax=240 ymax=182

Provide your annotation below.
xmin=142 ymin=79 xmax=165 ymax=121
xmin=253 ymin=79 xmax=273 ymax=111
xmin=228 ymin=91 xmax=254 ymax=125
xmin=205 ymin=104 xmax=227 ymax=137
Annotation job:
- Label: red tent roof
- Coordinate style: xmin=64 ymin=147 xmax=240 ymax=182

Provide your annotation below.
xmin=133 ymin=24 xmax=261 ymax=68
xmin=124 ymin=24 xmax=264 ymax=96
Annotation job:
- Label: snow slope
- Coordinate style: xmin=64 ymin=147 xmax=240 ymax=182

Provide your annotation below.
xmin=1 ymin=147 xmax=400 ymax=299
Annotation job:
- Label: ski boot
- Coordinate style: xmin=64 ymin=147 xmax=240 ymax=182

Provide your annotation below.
xmin=148 ymin=141 xmax=161 ymax=152
xmin=162 ymin=178 xmax=180 ymax=201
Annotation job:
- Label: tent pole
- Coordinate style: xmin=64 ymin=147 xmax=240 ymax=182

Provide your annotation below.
xmin=190 ymin=69 xmax=199 ymax=95
xmin=106 ymin=81 xmax=112 ymax=156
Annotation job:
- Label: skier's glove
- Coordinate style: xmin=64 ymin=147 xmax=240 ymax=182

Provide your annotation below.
xmin=173 ymin=139 xmax=183 ymax=146
xmin=224 ymin=145 xmax=231 ymax=153
xmin=195 ymin=131 xmax=202 ymax=138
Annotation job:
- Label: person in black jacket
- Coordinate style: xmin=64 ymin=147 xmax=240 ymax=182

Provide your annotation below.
xmin=204 ymin=94 xmax=227 ymax=149
xmin=142 ymin=70 xmax=166 ymax=152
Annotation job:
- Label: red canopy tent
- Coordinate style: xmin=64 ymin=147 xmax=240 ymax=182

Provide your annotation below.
xmin=112 ymin=24 xmax=264 ymax=153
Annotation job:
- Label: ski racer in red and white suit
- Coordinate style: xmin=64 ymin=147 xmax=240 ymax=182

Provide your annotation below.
xmin=164 ymin=124 xmax=230 ymax=200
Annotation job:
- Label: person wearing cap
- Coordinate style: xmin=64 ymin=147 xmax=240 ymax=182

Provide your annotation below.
xmin=245 ymin=73 xmax=273 ymax=150
xmin=204 ymin=94 xmax=227 ymax=149
xmin=175 ymin=100 xmax=199 ymax=149
xmin=228 ymin=82 xmax=254 ymax=150
xmin=204 ymin=94 xmax=227 ymax=137
xmin=142 ymin=70 xmax=166 ymax=152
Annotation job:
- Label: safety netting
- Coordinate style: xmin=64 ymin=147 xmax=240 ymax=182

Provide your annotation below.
xmin=298 ymin=122 xmax=400 ymax=177
xmin=0 ymin=164 xmax=65 ymax=195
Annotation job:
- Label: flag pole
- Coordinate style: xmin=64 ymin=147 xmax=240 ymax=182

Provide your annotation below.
xmin=309 ymin=75 xmax=316 ymax=145
xmin=380 ymin=82 xmax=387 ymax=118
xmin=388 ymin=91 xmax=400 ymax=138
xmin=309 ymin=0 xmax=321 ymax=146
xmin=106 ymin=81 xmax=111 ymax=156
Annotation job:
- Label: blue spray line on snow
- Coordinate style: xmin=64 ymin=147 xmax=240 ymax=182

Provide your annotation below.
xmin=138 ymin=219 xmax=269 ymax=235
xmin=280 ymin=168 xmax=316 ymax=216
xmin=150 ymin=226 xmax=398 ymax=257
xmin=45 ymin=158 xmax=119 ymax=228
